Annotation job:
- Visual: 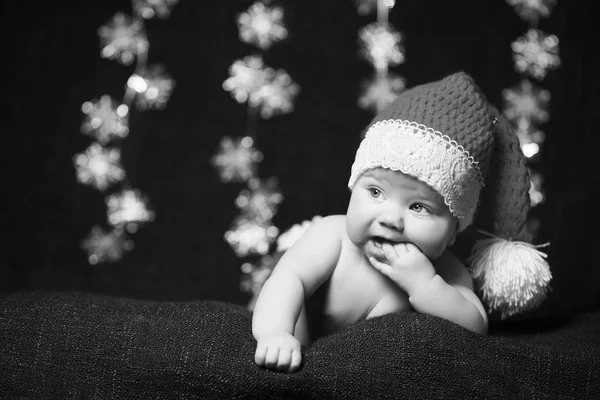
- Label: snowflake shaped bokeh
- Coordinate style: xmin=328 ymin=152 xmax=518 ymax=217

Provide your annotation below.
xmin=358 ymin=72 xmax=406 ymax=113
xmin=224 ymin=215 xmax=279 ymax=257
xmin=237 ymin=2 xmax=288 ymax=50
xmin=223 ymin=56 xmax=299 ymax=116
xmin=211 ymin=136 xmax=264 ymax=183
xmin=239 ymin=254 xmax=280 ymax=296
xmin=73 ymin=143 xmax=125 ymax=191
xmin=98 ymin=12 xmax=149 ymax=65
xmin=81 ymin=226 xmax=134 ymax=265
xmin=106 ymin=189 xmax=155 ymax=230
xmin=355 ymin=0 xmax=396 ymax=16
xmin=253 ymin=69 xmax=300 ymax=118
xmin=127 ymin=65 xmax=175 ymax=110
xmin=223 ymin=55 xmax=271 ymax=104
xmin=512 ymin=29 xmax=560 ymax=80
xmin=81 ymin=95 xmax=130 ymax=144
xmin=133 ymin=0 xmax=180 ymax=19
xmin=355 ymin=0 xmax=378 ymax=15
xmin=529 ymin=169 xmax=545 ymax=207
xmin=358 ymin=22 xmax=405 ymax=71
xmin=514 ymin=120 xmax=546 ymax=158
xmin=240 ymin=216 xmax=323 ymax=301
xmin=503 ymin=79 xmax=550 ymax=126
xmin=506 ymin=0 xmax=556 ymax=23
xmin=235 ymin=177 xmax=284 ymax=222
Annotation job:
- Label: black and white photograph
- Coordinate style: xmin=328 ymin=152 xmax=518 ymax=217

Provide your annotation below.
xmin=2 ymin=0 xmax=599 ymax=398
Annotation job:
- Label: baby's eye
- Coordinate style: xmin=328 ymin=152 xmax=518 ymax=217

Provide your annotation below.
xmin=411 ymin=203 xmax=430 ymax=213
xmin=368 ymin=187 xmax=381 ymax=198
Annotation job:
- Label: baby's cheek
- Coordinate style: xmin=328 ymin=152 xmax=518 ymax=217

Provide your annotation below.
xmin=419 ymin=243 xmax=445 ymax=262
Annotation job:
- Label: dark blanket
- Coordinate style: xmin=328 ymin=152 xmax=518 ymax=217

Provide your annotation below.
xmin=1 ymin=292 xmax=599 ymax=399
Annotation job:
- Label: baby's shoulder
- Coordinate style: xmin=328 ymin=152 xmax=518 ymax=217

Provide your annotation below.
xmin=294 ymin=215 xmax=346 ymax=251
xmin=311 ymin=215 xmax=346 ymax=234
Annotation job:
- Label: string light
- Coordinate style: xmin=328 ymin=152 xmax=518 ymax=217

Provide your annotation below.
xmin=80 ymin=96 xmax=129 ymax=144
xmin=237 ymin=2 xmax=288 ymax=50
xmin=225 ymin=215 xmax=279 ymax=257
xmin=503 ymin=80 xmax=550 ymax=126
xmin=358 ymin=72 xmax=406 ymax=113
xmin=75 ymin=0 xmax=178 ymax=264
xmin=504 ymin=0 xmax=559 ymax=239
xmin=358 ymin=22 xmax=404 ymax=71
xmin=223 ymin=55 xmax=299 ymax=117
xmin=234 ymin=177 xmax=284 ymax=222
xmin=216 ymin=1 xmax=300 ymax=297
xmin=133 ymin=0 xmax=180 ymax=20
xmin=223 ymin=55 xmax=271 ymax=104
xmin=512 ymin=29 xmax=560 ymax=80
xmin=211 ymin=136 xmax=264 ymax=183
xmin=528 ymin=170 xmax=545 ymax=207
xmin=253 ymin=69 xmax=300 ymax=118
xmin=98 ymin=12 xmax=148 ymax=66
xmin=73 ymin=143 xmax=125 ymax=190
xmin=106 ymin=189 xmax=155 ymax=229
xmin=356 ymin=0 xmax=404 ymax=113
xmin=81 ymin=226 xmax=134 ymax=265
xmin=126 ymin=65 xmax=175 ymax=110
xmin=506 ymin=0 xmax=556 ymax=24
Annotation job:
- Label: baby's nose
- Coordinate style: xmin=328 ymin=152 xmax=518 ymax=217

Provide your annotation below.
xmin=378 ymin=210 xmax=404 ymax=232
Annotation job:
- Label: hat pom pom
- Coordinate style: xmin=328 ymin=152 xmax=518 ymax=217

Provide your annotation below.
xmin=468 ymin=232 xmax=552 ymax=319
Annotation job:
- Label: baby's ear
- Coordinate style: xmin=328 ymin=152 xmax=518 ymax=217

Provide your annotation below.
xmin=448 ymin=233 xmax=457 ymax=247
xmin=447 ymin=220 xmax=459 ymax=246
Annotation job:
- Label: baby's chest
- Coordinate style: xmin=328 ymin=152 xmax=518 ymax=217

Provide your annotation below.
xmin=322 ymin=258 xmax=411 ymax=325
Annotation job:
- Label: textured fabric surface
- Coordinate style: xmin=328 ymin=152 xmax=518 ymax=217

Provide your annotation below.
xmin=1 ymin=292 xmax=599 ymax=399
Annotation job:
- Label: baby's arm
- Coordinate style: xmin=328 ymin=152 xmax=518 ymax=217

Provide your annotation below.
xmin=370 ymin=244 xmax=488 ymax=335
xmin=408 ymin=250 xmax=488 ymax=335
xmin=252 ymin=216 xmax=343 ymax=372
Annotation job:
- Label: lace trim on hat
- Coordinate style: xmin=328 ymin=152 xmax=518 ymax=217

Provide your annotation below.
xmin=348 ymin=119 xmax=484 ymax=229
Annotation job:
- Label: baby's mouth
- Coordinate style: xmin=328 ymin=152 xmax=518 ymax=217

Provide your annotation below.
xmin=370 ymin=237 xmax=391 ymax=249
xmin=369 ymin=237 xmax=391 ymax=261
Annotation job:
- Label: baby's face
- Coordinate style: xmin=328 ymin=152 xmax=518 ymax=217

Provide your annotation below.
xmin=346 ymin=168 xmax=457 ymax=262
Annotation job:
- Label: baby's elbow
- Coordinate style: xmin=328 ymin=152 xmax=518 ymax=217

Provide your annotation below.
xmin=475 ymin=318 xmax=489 ymax=335
xmin=478 ymin=305 xmax=489 ymax=335
xmin=454 ymin=302 xmax=488 ymax=335
xmin=457 ymin=288 xmax=489 ymax=335
xmin=468 ymin=310 xmax=489 ymax=335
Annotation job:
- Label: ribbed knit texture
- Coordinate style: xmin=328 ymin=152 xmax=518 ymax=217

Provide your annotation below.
xmin=487 ymin=108 xmax=531 ymax=238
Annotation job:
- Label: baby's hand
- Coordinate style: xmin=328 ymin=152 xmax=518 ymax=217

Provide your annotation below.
xmin=369 ymin=242 xmax=436 ymax=295
xmin=254 ymin=332 xmax=302 ymax=373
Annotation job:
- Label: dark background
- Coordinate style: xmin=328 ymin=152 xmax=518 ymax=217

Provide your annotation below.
xmin=2 ymin=0 xmax=599 ymax=318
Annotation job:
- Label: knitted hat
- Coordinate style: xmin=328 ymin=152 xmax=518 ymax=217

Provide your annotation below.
xmin=348 ymin=71 xmax=551 ymax=318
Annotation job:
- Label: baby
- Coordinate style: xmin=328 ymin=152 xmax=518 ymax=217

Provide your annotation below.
xmin=252 ymin=72 xmax=551 ymax=373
